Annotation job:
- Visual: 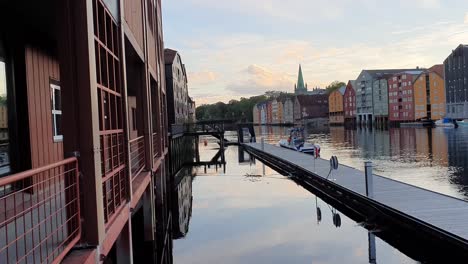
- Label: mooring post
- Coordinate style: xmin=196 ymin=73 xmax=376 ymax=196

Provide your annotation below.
xmin=261 ymin=137 xmax=265 ymax=176
xmin=368 ymin=231 xmax=377 ymax=263
xmin=365 ymin=161 xmax=374 ymax=198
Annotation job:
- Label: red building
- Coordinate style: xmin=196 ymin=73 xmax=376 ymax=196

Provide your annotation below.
xmin=266 ymin=101 xmax=273 ymax=124
xmin=388 ymin=70 xmax=424 ymax=123
xmin=344 ymin=80 xmax=357 ymax=126
xmin=0 ymin=1 xmax=171 ymax=263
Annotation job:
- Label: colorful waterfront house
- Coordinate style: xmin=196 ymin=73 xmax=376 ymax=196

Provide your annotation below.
xmin=271 ymin=99 xmax=279 ymax=124
xmin=344 ymin=80 xmax=357 ymax=125
xmin=165 ymin=49 xmax=190 ymax=125
xmin=444 ymin=44 xmax=468 ymax=119
xmin=373 ymin=77 xmax=391 ymax=126
xmin=388 ymin=70 xmax=425 ymax=123
xmin=252 ymin=104 xmax=260 ymax=124
xmin=329 ymin=86 xmax=346 ymax=125
xmin=278 ymin=100 xmax=284 ymax=124
xmin=282 ymin=97 xmax=295 ymax=124
xmin=413 ymin=65 xmax=446 ymax=121
xmin=266 ymin=101 xmax=273 ymax=124
xmin=294 ymin=94 xmax=329 ymax=122
xmin=355 ymin=69 xmax=419 ymax=125
xmin=260 ymin=103 xmax=267 ymax=124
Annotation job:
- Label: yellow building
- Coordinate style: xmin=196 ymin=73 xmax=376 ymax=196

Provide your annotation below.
xmin=278 ymin=101 xmax=284 ymax=124
xmin=329 ymin=86 xmax=346 ymax=125
xmin=413 ymin=65 xmax=446 ymax=121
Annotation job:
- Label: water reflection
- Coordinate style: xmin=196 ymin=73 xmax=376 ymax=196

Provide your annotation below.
xmin=172 ymin=144 xmax=417 ymax=264
xmin=258 ymin=126 xmax=468 ymax=200
xmin=172 ymin=168 xmax=193 ymax=239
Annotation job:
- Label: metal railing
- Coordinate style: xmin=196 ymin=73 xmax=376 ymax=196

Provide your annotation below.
xmin=129 ymin=136 xmax=145 ymax=181
xmin=0 ymin=158 xmax=81 ymax=264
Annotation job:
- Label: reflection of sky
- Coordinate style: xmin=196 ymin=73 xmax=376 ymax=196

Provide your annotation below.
xmin=0 ymin=62 xmax=6 ymax=96
xmin=174 ymin=145 xmax=415 ymax=264
xmin=258 ymin=126 xmax=468 ymax=200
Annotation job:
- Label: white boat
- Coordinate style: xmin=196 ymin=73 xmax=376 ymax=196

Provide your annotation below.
xmin=456 ymin=119 xmax=468 ymax=127
xmin=278 ymin=127 xmax=320 ymax=156
xmin=435 ymin=118 xmax=455 ymax=128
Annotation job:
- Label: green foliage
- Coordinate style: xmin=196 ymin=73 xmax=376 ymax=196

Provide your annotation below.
xmin=325 ymin=81 xmax=346 ymax=94
xmin=195 ymin=91 xmax=294 ymax=122
xmin=0 ymin=96 xmax=6 ymax=106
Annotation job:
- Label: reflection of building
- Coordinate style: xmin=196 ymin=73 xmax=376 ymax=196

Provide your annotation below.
xmin=344 ymin=80 xmax=356 ymax=126
xmin=389 ymin=128 xmax=417 ymax=159
xmin=444 ymin=44 xmax=468 ymax=119
xmin=413 ymin=65 xmax=446 ymax=121
xmin=388 ymin=70 xmax=424 ymax=123
xmin=447 ymin=129 xmax=468 ymax=192
xmin=329 ymin=86 xmax=346 ymax=125
xmin=431 ymin=129 xmax=448 ymax=166
xmin=173 ymin=172 xmax=193 ymax=239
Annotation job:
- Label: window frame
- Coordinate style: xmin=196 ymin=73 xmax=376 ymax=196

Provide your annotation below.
xmin=50 ymin=81 xmax=63 ymax=142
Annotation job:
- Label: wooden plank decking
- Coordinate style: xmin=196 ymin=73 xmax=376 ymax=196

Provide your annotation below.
xmin=244 ymin=142 xmax=468 ymax=243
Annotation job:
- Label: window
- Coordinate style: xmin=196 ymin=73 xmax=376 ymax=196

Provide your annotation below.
xmin=51 ymin=82 xmax=62 ymax=142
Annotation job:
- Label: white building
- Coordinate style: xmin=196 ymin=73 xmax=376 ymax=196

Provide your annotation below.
xmin=260 ymin=103 xmax=267 ymax=124
xmin=271 ymin=99 xmax=279 ymax=124
xmin=282 ymin=97 xmax=294 ymax=124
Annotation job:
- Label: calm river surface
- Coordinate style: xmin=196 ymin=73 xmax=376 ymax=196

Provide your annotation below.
xmin=172 ymin=137 xmax=422 ymax=264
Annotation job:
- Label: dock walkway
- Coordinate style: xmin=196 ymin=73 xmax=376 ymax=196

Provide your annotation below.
xmin=243 ymin=142 xmax=468 ymax=244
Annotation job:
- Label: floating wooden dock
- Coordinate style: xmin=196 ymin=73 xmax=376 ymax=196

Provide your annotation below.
xmin=243 ymin=142 xmax=468 ymax=257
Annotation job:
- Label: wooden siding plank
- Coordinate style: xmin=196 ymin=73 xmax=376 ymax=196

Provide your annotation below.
xmin=25 ymin=47 xmax=64 ymax=169
xmin=124 ymin=0 xmax=144 ymax=50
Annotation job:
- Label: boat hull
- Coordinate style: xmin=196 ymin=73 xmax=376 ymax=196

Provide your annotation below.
xmin=456 ymin=121 xmax=468 ymax=127
xmin=279 ymin=139 xmax=317 ymax=155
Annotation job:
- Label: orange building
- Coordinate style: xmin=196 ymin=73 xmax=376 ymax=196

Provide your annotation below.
xmin=413 ymin=65 xmax=446 ymax=121
xmin=329 ymin=86 xmax=346 ymax=125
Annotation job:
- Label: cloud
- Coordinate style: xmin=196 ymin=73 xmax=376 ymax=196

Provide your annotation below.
xmin=178 ymin=0 xmax=346 ymax=22
xmin=226 ymin=65 xmax=295 ymax=95
xmin=189 ymin=71 xmax=218 ymax=85
xmin=164 ymin=1 xmax=468 ymax=104
xmin=412 ymin=0 xmax=440 ymax=8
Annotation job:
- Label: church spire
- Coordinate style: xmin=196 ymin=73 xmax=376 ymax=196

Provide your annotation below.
xmin=295 ymin=64 xmax=307 ymax=94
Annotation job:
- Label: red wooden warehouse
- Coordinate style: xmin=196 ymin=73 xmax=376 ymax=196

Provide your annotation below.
xmin=0 ymin=0 xmax=172 ymax=263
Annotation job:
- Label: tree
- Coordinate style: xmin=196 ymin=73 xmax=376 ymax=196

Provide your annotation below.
xmin=325 ymin=81 xmax=346 ymax=94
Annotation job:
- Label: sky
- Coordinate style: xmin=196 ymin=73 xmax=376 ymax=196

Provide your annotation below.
xmin=163 ymin=0 xmax=468 ymax=105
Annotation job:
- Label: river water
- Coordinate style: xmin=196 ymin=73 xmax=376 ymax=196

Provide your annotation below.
xmin=171 ymin=133 xmax=435 ymax=263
